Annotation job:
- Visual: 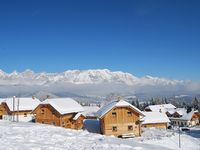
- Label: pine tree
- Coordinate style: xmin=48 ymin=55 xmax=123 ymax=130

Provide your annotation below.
xmin=192 ymin=97 xmax=199 ymax=110
xmin=136 ymin=99 xmax=140 ymax=109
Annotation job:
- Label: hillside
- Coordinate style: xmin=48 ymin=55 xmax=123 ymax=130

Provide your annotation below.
xmin=0 ymin=120 xmax=199 ymax=150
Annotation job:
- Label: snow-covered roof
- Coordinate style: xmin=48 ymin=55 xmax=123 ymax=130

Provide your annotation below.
xmin=170 ymin=108 xmax=195 ymax=121
xmin=142 ymin=112 xmax=170 ymax=125
xmin=166 ymin=108 xmax=185 ymax=115
xmin=82 ymin=106 xmax=100 ymax=116
xmin=73 ymin=112 xmax=84 ymax=120
xmin=96 ymin=99 xmax=144 ymax=118
xmin=0 ymin=98 xmax=6 ymax=104
xmin=175 ymin=108 xmax=185 ymax=116
xmin=40 ymin=98 xmax=84 ymax=115
xmin=146 ymin=104 xmax=176 ymax=113
xmin=166 ymin=109 xmax=175 ymax=115
xmin=5 ymin=97 xmax=41 ymax=111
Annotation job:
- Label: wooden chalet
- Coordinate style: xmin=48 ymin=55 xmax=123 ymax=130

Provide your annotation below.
xmin=96 ymin=99 xmax=145 ymax=137
xmin=32 ymin=98 xmax=85 ymax=130
xmin=0 ymin=97 xmax=40 ymax=122
xmin=141 ymin=111 xmax=170 ymax=129
xmin=169 ymin=108 xmax=200 ymax=127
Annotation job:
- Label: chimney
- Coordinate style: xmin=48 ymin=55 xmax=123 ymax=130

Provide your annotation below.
xmin=117 ymin=96 xmax=122 ymax=101
xmin=32 ymin=96 xmax=35 ymax=99
xmin=47 ymin=95 xmax=50 ymax=99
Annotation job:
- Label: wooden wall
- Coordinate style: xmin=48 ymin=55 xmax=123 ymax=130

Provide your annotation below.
xmin=141 ymin=123 xmax=167 ymax=129
xmin=34 ymin=104 xmax=84 ymax=130
xmin=100 ymin=107 xmax=141 ymax=137
xmin=12 ymin=110 xmax=32 ymax=116
xmin=34 ymin=104 xmax=62 ymax=126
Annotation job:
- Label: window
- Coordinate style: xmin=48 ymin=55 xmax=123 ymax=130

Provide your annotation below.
xmin=24 ymin=113 xmax=27 ymax=117
xmin=41 ymin=109 xmax=44 ymax=114
xmin=51 ymin=122 xmax=55 ymax=125
xmin=62 ymin=122 xmax=65 ymax=127
xmin=127 ymin=112 xmax=132 ymax=116
xmin=112 ymin=126 xmax=117 ymax=132
xmin=181 ymin=122 xmax=184 ymax=126
xmin=42 ymin=121 xmax=44 ymax=124
xmin=112 ymin=112 xmax=117 ymax=117
xmin=128 ymin=125 xmax=133 ymax=131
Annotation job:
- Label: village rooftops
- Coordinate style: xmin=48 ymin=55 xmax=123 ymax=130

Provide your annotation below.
xmin=166 ymin=108 xmax=185 ymax=115
xmin=40 ymin=98 xmax=84 ymax=115
xmin=170 ymin=108 xmax=196 ymax=121
xmin=145 ymin=104 xmax=176 ymax=113
xmin=96 ymin=99 xmax=145 ymax=118
xmin=141 ymin=111 xmax=170 ymax=125
xmin=4 ymin=97 xmax=41 ymax=112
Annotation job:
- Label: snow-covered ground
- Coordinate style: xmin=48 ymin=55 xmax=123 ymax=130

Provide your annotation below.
xmin=137 ymin=128 xmax=200 ymax=150
xmin=0 ymin=120 xmax=199 ymax=150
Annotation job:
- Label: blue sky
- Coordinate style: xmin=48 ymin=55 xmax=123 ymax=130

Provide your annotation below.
xmin=0 ymin=0 xmax=200 ymax=80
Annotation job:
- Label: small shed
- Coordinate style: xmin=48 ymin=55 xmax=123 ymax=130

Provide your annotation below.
xmin=141 ymin=111 xmax=170 ymax=129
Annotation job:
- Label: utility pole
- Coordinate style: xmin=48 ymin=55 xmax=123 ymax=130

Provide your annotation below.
xmin=178 ymin=126 xmax=181 ymax=148
xmin=17 ymin=98 xmax=19 ymax=122
xmin=12 ymin=96 xmax=15 ymax=122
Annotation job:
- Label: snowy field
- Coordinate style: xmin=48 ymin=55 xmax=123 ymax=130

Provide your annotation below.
xmin=0 ymin=120 xmax=199 ymax=150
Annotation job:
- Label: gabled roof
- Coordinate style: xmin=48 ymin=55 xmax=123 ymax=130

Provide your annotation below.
xmin=141 ymin=111 xmax=170 ymax=125
xmin=40 ymin=98 xmax=84 ymax=115
xmin=170 ymin=108 xmax=195 ymax=121
xmin=96 ymin=99 xmax=144 ymax=118
xmin=5 ymin=97 xmax=41 ymax=111
xmin=166 ymin=108 xmax=185 ymax=115
xmin=73 ymin=112 xmax=84 ymax=120
xmin=175 ymin=108 xmax=185 ymax=116
xmin=146 ymin=104 xmax=176 ymax=113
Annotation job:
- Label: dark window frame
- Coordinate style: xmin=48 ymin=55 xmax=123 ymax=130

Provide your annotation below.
xmin=112 ymin=112 xmax=117 ymax=117
xmin=127 ymin=111 xmax=132 ymax=116
xmin=112 ymin=126 xmax=117 ymax=132
xmin=128 ymin=125 xmax=133 ymax=131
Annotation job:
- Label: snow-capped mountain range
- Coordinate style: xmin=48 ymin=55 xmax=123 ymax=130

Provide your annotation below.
xmin=0 ymin=69 xmax=199 ymax=98
xmin=0 ymin=69 xmax=183 ymax=86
